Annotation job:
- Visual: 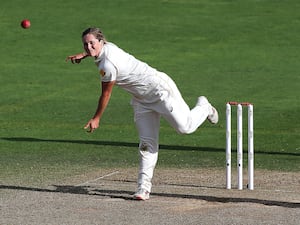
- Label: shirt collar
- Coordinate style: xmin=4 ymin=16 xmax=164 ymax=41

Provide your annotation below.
xmin=94 ymin=44 xmax=105 ymax=63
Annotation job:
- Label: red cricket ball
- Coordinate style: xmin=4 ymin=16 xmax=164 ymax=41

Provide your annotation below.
xmin=21 ymin=19 xmax=31 ymax=29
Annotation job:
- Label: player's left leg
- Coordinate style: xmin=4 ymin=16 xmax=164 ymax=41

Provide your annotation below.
xmin=131 ymin=101 xmax=160 ymax=200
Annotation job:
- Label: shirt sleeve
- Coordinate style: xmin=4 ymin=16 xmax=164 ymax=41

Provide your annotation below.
xmin=98 ymin=59 xmax=117 ymax=82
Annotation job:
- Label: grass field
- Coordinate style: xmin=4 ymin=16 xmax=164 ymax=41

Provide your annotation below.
xmin=0 ymin=0 xmax=299 ymax=187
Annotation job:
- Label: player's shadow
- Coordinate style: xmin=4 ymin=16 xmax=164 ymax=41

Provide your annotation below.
xmin=0 ymin=184 xmax=299 ymax=208
xmin=2 ymin=137 xmax=300 ymax=156
xmin=1 ymin=137 xmax=221 ymax=153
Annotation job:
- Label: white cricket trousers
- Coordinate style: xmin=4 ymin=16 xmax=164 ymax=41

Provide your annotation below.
xmin=131 ymin=72 xmax=211 ymax=192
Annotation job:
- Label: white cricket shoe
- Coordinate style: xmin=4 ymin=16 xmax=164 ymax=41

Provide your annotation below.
xmin=207 ymin=106 xmax=219 ymax=124
xmin=133 ymin=188 xmax=150 ymax=200
xmin=197 ymin=96 xmax=219 ymax=124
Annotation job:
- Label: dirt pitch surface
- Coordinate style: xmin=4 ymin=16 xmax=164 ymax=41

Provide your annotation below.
xmin=1 ymin=168 xmax=299 ymax=225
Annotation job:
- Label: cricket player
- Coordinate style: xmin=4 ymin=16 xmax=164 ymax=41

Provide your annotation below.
xmin=66 ymin=27 xmax=218 ymax=200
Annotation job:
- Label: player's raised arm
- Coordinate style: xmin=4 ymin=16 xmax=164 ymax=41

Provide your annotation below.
xmin=66 ymin=52 xmax=88 ymax=64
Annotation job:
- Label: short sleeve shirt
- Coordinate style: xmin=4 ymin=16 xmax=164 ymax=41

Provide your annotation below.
xmin=94 ymin=42 xmax=161 ymax=100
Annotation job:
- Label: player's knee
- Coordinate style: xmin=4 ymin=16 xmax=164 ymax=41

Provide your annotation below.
xmin=176 ymin=120 xmax=194 ymax=134
xmin=176 ymin=127 xmax=193 ymax=135
xmin=139 ymin=137 xmax=158 ymax=153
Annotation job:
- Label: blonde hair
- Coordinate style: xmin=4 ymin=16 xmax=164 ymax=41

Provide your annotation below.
xmin=82 ymin=28 xmax=107 ymax=43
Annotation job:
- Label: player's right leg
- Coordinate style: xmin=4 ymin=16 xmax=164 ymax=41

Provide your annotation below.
xmin=155 ymin=92 xmax=217 ymax=134
xmin=153 ymin=72 xmax=218 ymax=134
xmin=196 ymin=96 xmax=219 ymax=124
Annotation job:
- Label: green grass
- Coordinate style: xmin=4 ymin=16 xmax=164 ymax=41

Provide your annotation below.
xmin=0 ymin=0 xmax=299 ymax=185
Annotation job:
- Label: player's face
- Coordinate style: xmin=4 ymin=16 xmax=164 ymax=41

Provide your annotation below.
xmin=82 ymin=34 xmax=103 ymax=57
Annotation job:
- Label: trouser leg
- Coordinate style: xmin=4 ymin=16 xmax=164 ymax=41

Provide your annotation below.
xmin=164 ymin=96 xmax=210 ymax=134
xmin=153 ymin=76 xmax=211 ymax=134
xmin=133 ymin=103 xmax=160 ymax=193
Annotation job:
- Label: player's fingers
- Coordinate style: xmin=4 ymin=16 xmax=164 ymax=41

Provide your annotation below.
xmin=87 ymin=126 xmax=95 ymax=133
xmin=84 ymin=122 xmax=95 ymax=133
xmin=66 ymin=56 xmax=74 ymax=63
xmin=84 ymin=122 xmax=90 ymax=129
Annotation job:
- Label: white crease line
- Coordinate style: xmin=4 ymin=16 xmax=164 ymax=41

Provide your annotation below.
xmin=76 ymin=171 xmax=120 ymax=186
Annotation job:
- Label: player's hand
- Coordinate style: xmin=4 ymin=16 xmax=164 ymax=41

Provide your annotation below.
xmin=84 ymin=118 xmax=100 ymax=133
xmin=66 ymin=53 xmax=87 ymax=64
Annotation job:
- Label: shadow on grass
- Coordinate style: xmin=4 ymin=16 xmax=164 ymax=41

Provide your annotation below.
xmin=0 ymin=184 xmax=299 ymax=208
xmin=2 ymin=137 xmax=300 ymax=156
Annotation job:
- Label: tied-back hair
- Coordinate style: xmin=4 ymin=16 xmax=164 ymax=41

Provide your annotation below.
xmin=82 ymin=27 xmax=107 ymax=43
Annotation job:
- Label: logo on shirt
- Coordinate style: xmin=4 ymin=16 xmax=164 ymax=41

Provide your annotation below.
xmin=100 ymin=69 xmax=106 ymax=77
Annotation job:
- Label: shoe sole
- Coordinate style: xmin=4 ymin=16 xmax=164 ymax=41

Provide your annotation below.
xmin=208 ymin=106 xmax=219 ymax=124
xmin=133 ymin=195 xmax=150 ymax=201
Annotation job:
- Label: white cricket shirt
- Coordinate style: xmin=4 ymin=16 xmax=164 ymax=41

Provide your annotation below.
xmin=95 ymin=42 xmax=170 ymax=103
